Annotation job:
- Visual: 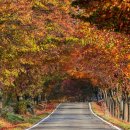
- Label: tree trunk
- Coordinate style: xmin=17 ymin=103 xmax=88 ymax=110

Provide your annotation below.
xmin=128 ymin=103 xmax=130 ymax=122
xmin=0 ymin=101 xmax=2 ymax=114
xmin=123 ymin=101 xmax=128 ymax=121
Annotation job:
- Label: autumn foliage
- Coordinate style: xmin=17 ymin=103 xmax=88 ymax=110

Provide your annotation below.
xmin=0 ymin=0 xmax=130 ymax=123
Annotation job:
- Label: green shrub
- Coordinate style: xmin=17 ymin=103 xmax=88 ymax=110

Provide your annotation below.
xmin=15 ymin=100 xmax=27 ymax=114
xmin=6 ymin=112 xmax=24 ymax=123
xmin=1 ymin=107 xmax=9 ymax=117
xmin=26 ymin=113 xmax=48 ymax=124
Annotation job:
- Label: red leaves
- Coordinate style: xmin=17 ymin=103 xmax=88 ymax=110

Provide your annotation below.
xmin=64 ymin=26 xmax=129 ymax=92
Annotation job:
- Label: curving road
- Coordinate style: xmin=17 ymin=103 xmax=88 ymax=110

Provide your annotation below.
xmin=28 ymin=103 xmax=120 ymax=130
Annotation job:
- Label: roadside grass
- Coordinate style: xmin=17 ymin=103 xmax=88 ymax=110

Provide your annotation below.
xmin=0 ymin=117 xmax=13 ymax=129
xmin=11 ymin=113 xmax=49 ymax=130
xmin=25 ymin=113 xmax=49 ymax=124
xmin=0 ymin=102 xmax=57 ymax=130
xmin=91 ymin=102 xmax=130 ymax=130
xmin=0 ymin=112 xmax=49 ymax=130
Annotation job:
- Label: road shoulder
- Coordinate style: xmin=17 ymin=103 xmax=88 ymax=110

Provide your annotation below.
xmin=90 ymin=102 xmax=130 ymax=130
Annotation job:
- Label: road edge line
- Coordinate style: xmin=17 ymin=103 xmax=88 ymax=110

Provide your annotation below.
xmin=26 ymin=103 xmax=61 ymax=130
xmin=89 ymin=102 xmax=122 ymax=130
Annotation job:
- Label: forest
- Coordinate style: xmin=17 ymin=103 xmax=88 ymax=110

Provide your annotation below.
xmin=0 ymin=0 xmax=130 ymax=128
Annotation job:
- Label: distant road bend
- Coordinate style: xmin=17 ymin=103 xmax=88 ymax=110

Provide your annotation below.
xmin=27 ymin=103 xmax=121 ymax=130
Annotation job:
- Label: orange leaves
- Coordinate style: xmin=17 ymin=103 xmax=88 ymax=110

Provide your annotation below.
xmin=126 ymin=54 xmax=130 ymax=60
xmin=67 ymin=70 xmax=91 ymax=79
xmin=123 ymin=54 xmax=130 ymax=78
xmin=91 ymin=78 xmax=98 ymax=86
xmin=65 ymin=27 xmax=129 ymax=91
xmin=72 ymin=0 xmax=130 ymax=34
xmin=0 ymin=0 xmax=129 ymax=98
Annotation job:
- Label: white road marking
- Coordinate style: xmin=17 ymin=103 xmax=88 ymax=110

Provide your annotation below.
xmin=89 ymin=103 xmax=122 ymax=130
xmin=26 ymin=103 xmax=61 ymax=130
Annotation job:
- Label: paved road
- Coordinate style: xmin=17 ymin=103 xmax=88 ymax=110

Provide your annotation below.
xmin=29 ymin=103 xmax=118 ymax=130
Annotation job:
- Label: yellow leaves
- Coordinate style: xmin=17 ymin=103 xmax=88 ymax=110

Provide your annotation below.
xmin=2 ymin=69 xmax=19 ymax=78
xmin=1 ymin=69 xmax=20 ymax=86
xmin=44 ymin=44 xmax=57 ymax=50
xmin=43 ymin=0 xmax=58 ymax=6
xmin=33 ymin=0 xmax=49 ymax=10
xmin=19 ymin=58 xmax=34 ymax=65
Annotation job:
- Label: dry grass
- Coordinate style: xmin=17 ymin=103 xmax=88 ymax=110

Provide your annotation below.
xmin=0 ymin=118 xmax=13 ymax=129
xmin=91 ymin=102 xmax=130 ymax=130
xmin=0 ymin=102 xmax=58 ymax=130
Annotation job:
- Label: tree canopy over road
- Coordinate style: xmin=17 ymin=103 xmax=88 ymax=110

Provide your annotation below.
xmin=0 ymin=0 xmax=130 ymax=123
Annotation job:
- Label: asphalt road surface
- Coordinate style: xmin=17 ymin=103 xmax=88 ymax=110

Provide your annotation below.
xmin=29 ymin=103 xmax=119 ymax=130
